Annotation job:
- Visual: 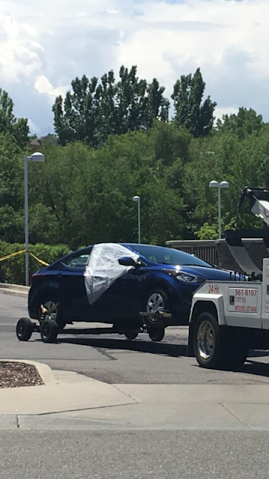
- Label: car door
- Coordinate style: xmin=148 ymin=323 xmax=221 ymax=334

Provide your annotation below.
xmin=93 ymin=262 xmax=150 ymax=323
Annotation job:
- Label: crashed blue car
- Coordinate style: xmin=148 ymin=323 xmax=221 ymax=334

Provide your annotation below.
xmin=26 ymin=243 xmax=233 ymax=342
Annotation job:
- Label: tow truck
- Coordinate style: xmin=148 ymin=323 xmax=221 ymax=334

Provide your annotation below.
xmin=188 ymin=186 xmax=269 ymax=369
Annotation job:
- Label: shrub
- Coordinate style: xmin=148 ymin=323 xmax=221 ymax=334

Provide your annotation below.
xmin=0 ymin=241 xmax=71 ymax=285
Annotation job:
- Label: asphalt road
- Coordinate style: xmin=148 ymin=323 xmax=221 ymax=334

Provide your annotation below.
xmin=1 ymin=290 xmax=269 ymax=385
xmin=1 ymin=430 xmax=269 ymax=479
xmin=3 ymin=290 xmax=269 ymax=479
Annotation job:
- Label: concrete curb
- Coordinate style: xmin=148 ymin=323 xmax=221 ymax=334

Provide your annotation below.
xmin=0 ymin=283 xmax=29 ymax=295
xmin=0 ymin=360 xmax=57 ymax=386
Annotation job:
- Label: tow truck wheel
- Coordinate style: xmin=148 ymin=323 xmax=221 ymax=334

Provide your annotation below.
xmin=148 ymin=326 xmax=165 ymax=342
xmin=16 ymin=318 xmax=34 ymax=342
xmin=125 ymin=330 xmax=139 ymax=340
xmin=193 ymin=312 xmax=227 ymax=369
xmin=41 ymin=318 xmax=59 ymax=343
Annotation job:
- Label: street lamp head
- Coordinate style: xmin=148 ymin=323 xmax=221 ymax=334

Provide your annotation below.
xmin=30 ymin=152 xmax=45 ymax=163
xmin=133 ymin=195 xmax=140 ymax=202
xmin=220 ymin=181 xmax=229 ymax=189
xmin=209 ymin=181 xmax=219 ymax=188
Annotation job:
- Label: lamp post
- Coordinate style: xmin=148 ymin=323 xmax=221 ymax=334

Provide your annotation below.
xmin=209 ymin=180 xmax=229 ymax=239
xmin=24 ymin=152 xmax=45 ymax=286
xmin=132 ymin=195 xmax=141 ymax=244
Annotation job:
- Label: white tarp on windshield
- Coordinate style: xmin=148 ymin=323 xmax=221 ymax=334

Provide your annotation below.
xmin=84 ymin=243 xmax=139 ymax=305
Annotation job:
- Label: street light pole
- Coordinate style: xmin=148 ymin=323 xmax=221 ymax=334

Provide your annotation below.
xmin=24 ymin=156 xmax=29 ymax=287
xmin=218 ymin=184 xmax=221 ymax=240
xmin=24 ymin=152 xmax=45 ymax=286
xmin=209 ymin=180 xmax=229 ymax=239
xmin=133 ymin=196 xmax=141 ymax=243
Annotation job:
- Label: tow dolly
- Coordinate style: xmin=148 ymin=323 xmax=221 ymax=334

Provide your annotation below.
xmin=16 ymin=304 xmax=171 ymax=344
xmin=188 ymin=186 xmax=269 ymax=369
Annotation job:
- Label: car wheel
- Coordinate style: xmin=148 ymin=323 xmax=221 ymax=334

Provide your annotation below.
xmin=38 ymin=295 xmax=66 ymax=329
xmin=40 ymin=319 xmax=59 ymax=343
xmin=125 ymin=330 xmax=139 ymax=340
xmin=16 ymin=318 xmax=34 ymax=341
xmin=145 ymin=288 xmax=170 ymax=324
xmin=148 ymin=326 xmax=165 ymax=342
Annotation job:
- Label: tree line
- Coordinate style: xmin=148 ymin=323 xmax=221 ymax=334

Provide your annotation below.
xmin=0 ymin=66 xmax=267 ymax=254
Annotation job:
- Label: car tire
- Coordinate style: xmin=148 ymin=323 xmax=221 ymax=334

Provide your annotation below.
xmin=16 ymin=318 xmax=34 ymax=342
xmin=193 ymin=311 xmax=229 ymax=369
xmin=38 ymin=295 xmax=66 ymax=329
xmin=148 ymin=326 xmax=165 ymax=342
xmin=125 ymin=330 xmax=139 ymax=340
xmin=144 ymin=288 xmax=170 ymax=325
xmin=40 ymin=319 xmax=59 ymax=343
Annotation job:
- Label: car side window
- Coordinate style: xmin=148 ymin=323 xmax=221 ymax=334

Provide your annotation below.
xmin=61 ymin=249 xmax=92 ymax=268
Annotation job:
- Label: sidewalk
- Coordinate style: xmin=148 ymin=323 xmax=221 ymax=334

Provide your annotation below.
xmin=1 ymin=366 xmax=269 ymax=430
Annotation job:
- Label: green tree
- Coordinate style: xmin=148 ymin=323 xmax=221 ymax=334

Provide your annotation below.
xmin=0 ymin=133 xmax=24 ymax=243
xmin=216 ymin=107 xmax=263 ymax=138
xmin=0 ymin=89 xmax=29 ymax=148
xmin=172 ymin=68 xmax=216 ymax=138
xmin=53 ymin=66 xmax=169 ymax=147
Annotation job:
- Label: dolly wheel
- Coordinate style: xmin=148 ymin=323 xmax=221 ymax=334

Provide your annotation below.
xmin=16 ymin=318 xmax=34 ymax=342
xmin=41 ymin=319 xmax=59 ymax=343
xmin=148 ymin=327 xmax=165 ymax=342
xmin=125 ymin=330 xmax=139 ymax=340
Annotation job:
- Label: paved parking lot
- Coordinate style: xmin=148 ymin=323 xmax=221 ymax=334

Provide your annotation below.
xmin=1 ymin=290 xmax=269 ymax=385
xmin=3 ymin=289 xmax=269 ymax=479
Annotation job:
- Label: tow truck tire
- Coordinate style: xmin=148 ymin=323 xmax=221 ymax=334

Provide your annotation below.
xmin=193 ymin=312 xmax=228 ymax=369
xmin=148 ymin=326 xmax=165 ymax=342
xmin=40 ymin=318 xmax=59 ymax=343
xmin=16 ymin=318 xmax=34 ymax=342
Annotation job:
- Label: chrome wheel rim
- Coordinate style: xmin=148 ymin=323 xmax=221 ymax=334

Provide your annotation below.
xmin=146 ymin=293 xmax=164 ymax=315
xmin=197 ymin=320 xmax=215 ymax=360
xmin=42 ymin=300 xmax=57 ymax=321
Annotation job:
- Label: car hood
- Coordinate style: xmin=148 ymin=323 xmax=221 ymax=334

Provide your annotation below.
xmin=162 ymin=265 xmax=234 ymax=281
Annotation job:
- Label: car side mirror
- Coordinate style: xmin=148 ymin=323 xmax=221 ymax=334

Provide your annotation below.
xmin=118 ymin=256 xmax=140 ymax=267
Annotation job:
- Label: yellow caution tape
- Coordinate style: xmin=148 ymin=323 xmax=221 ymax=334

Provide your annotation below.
xmin=0 ymin=249 xmax=49 ymax=267
xmin=0 ymin=249 xmax=26 ymax=262
xmin=29 ymin=253 xmax=49 ymax=267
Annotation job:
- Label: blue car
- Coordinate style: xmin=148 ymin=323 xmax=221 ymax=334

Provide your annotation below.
xmin=27 ymin=243 xmax=233 ymax=342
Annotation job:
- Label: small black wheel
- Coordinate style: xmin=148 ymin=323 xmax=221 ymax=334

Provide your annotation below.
xmin=125 ymin=330 xmax=139 ymax=340
xmin=148 ymin=327 xmax=165 ymax=342
xmin=16 ymin=318 xmax=34 ymax=342
xmin=41 ymin=319 xmax=59 ymax=343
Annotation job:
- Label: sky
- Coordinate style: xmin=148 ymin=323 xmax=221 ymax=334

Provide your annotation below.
xmin=0 ymin=0 xmax=268 ymax=135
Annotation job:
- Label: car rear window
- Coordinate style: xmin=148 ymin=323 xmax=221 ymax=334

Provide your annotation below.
xmin=61 ymin=250 xmax=92 ymax=268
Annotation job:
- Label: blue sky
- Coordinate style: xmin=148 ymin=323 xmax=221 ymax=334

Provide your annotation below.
xmin=0 ymin=0 xmax=268 ymax=134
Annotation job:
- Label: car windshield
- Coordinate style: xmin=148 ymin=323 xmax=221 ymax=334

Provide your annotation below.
xmin=126 ymin=244 xmax=212 ymax=268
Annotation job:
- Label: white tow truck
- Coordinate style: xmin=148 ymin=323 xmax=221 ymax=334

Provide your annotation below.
xmin=188 ymin=187 xmax=269 ymax=369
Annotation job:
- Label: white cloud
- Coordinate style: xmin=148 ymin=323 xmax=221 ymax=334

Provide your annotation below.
xmin=35 ymin=75 xmax=68 ymax=99
xmin=0 ymin=0 xmax=269 ymax=133
xmin=28 ymin=118 xmax=40 ymax=134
